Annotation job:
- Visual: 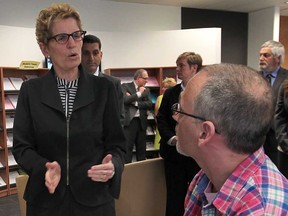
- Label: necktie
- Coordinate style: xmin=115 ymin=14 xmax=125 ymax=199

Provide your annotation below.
xmin=266 ymin=74 xmax=274 ymax=86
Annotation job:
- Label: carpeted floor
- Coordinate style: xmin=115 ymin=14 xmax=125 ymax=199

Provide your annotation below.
xmin=0 ymin=194 xmax=21 ymax=216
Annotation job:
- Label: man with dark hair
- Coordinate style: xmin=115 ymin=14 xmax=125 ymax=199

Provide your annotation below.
xmin=174 ymin=63 xmax=288 ymax=215
xmin=82 ymin=34 xmax=125 ymax=125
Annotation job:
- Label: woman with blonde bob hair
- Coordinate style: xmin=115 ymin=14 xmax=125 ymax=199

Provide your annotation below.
xmin=13 ymin=3 xmax=126 ymax=216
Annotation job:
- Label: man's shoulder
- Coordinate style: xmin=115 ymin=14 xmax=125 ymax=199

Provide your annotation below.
xmin=280 ymin=66 xmax=288 ymax=71
xmin=121 ymin=81 xmax=133 ymax=87
xmin=226 ymin=156 xmax=288 ymax=213
xmin=101 ymin=73 xmax=120 ymax=81
xmin=101 ymin=73 xmax=121 ymax=85
xmin=279 ymin=66 xmax=288 ymax=75
xmin=164 ymin=83 xmax=181 ymax=96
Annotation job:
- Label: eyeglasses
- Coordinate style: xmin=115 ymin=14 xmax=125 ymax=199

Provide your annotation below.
xmin=171 ymin=103 xmax=220 ymax=134
xmin=48 ymin=30 xmax=86 ymax=44
xmin=171 ymin=103 xmax=206 ymax=121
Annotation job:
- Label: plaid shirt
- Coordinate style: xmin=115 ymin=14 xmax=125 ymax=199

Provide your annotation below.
xmin=184 ymin=147 xmax=288 ymax=216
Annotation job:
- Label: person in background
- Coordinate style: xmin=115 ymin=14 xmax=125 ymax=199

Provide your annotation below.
xmin=154 ymin=77 xmax=176 ymax=150
xmin=81 ymin=34 xmax=125 ymax=126
xmin=259 ymin=40 xmax=288 ymax=166
xmin=12 ymin=3 xmax=126 ymax=216
xmin=274 ymin=79 xmax=288 ymax=178
xmin=156 ymin=52 xmax=201 ymax=216
xmin=174 ymin=63 xmax=288 ymax=215
xmin=122 ymin=69 xmax=153 ymax=163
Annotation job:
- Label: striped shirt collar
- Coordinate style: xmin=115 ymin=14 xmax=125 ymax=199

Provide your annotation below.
xmin=56 ymin=76 xmax=79 ymax=87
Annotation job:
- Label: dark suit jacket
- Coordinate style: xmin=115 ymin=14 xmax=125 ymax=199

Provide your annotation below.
xmin=99 ymin=72 xmax=125 ymax=126
xmin=12 ymin=67 xmax=126 ymax=207
xmin=121 ymin=81 xmax=152 ymax=130
xmin=261 ymin=67 xmax=288 ymax=153
xmin=275 ymin=79 xmax=288 ymax=154
xmin=156 ymin=84 xmax=185 ymax=160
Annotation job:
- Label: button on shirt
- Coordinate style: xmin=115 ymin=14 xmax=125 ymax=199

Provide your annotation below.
xmin=184 ymin=147 xmax=288 ymax=216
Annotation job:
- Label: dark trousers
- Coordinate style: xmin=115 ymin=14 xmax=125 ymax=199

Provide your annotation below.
xmin=164 ymin=157 xmax=200 ymax=216
xmin=124 ymin=117 xmax=146 ymax=163
xmin=26 ymin=186 xmax=115 ymax=216
xmin=278 ymin=150 xmax=288 ymax=179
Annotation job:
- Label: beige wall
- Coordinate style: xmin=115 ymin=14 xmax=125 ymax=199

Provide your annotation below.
xmin=280 ymin=16 xmax=288 ymax=69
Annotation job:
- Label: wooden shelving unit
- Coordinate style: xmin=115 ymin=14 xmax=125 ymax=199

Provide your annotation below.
xmin=0 ymin=67 xmax=48 ymax=197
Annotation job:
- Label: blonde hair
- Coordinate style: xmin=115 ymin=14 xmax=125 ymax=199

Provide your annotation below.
xmin=162 ymin=77 xmax=176 ymax=88
xmin=35 ymin=3 xmax=82 ymax=44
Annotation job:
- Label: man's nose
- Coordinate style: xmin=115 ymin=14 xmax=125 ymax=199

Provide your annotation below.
xmin=88 ymin=53 xmax=94 ymax=60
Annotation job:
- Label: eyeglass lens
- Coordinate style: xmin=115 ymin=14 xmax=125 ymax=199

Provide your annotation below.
xmin=49 ymin=30 xmax=86 ymax=44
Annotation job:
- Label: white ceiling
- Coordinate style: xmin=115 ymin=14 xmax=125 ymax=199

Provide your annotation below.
xmin=108 ymin=0 xmax=288 ymax=14
xmin=1 ymin=0 xmax=288 ymax=29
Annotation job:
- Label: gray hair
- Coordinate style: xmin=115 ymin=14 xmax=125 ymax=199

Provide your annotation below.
xmin=134 ymin=69 xmax=147 ymax=80
xmin=261 ymin=40 xmax=285 ymax=64
xmin=194 ymin=63 xmax=273 ymax=154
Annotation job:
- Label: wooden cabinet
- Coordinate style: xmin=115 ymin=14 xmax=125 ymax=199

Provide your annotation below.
xmin=104 ymin=66 xmax=177 ymax=159
xmin=0 ymin=67 xmax=48 ymax=197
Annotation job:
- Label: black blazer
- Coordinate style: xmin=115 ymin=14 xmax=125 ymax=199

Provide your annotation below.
xmin=121 ymin=81 xmax=152 ymax=130
xmin=156 ymin=84 xmax=184 ymax=160
xmin=99 ymin=72 xmax=125 ymax=126
xmin=261 ymin=67 xmax=288 ymax=152
xmin=275 ymin=79 xmax=288 ymax=154
xmin=12 ymin=67 xmax=126 ymax=207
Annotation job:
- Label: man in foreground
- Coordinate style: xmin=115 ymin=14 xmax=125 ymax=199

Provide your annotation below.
xmin=173 ymin=63 xmax=288 ymax=215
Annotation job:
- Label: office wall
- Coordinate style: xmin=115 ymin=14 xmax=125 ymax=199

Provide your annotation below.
xmin=181 ymin=8 xmax=248 ymax=65
xmin=279 ymin=16 xmax=288 ymax=69
xmin=0 ymin=1 xmax=182 ymax=68
xmin=181 ymin=7 xmax=281 ymax=70
xmin=0 ymin=0 xmax=181 ymax=32
xmin=0 ymin=1 xmax=280 ymax=71
xmin=0 ymin=25 xmax=42 ymax=67
xmin=0 ymin=25 xmax=221 ymax=69
xmin=90 ymin=28 xmax=221 ymax=69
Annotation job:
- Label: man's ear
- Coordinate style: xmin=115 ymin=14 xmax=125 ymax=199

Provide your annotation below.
xmin=198 ymin=121 xmax=216 ymax=146
xmin=194 ymin=64 xmax=199 ymax=71
xmin=276 ymin=55 xmax=281 ymax=65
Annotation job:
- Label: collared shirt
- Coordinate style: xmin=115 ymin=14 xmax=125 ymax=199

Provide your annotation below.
xmin=133 ymin=81 xmax=140 ymax=117
xmin=93 ymin=66 xmax=100 ymax=76
xmin=263 ymin=66 xmax=280 ymax=86
xmin=56 ymin=76 xmax=78 ymax=119
xmin=181 ymin=81 xmax=185 ymax=91
xmin=184 ymin=147 xmax=288 ymax=216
